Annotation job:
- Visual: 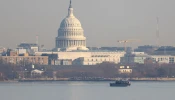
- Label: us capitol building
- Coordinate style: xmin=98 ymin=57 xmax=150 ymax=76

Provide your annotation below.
xmin=36 ymin=0 xmax=125 ymax=65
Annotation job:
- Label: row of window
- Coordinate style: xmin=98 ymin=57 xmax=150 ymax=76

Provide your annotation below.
xmin=152 ymin=57 xmax=169 ymax=61
xmin=61 ymin=24 xmax=81 ymax=27
xmin=152 ymin=57 xmax=175 ymax=61
xmin=8 ymin=60 xmax=46 ymax=65
xmin=86 ymin=58 xmax=118 ymax=62
xmin=59 ymin=28 xmax=82 ymax=31
xmin=119 ymin=70 xmax=132 ymax=73
xmin=56 ymin=40 xmax=85 ymax=47
xmin=59 ymin=32 xmax=83 ymax=36
xmin=4 ymin=57 xmax=45 ymax=61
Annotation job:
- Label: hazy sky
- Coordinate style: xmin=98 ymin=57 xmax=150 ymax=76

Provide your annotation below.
xmin=0 ymin=0 xmax=175 ymax=49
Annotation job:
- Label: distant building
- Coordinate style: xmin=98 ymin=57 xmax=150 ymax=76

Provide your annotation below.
xmin=134 ymin=45 xmax=158 ymax=54
xmin=118 ymin=66 xmax=132 ymax=74
xmin=0 ymin=56 xmax=48 ymax=65
xmin=18 ymin=43 xmax=39 ymax=54
xmin=151 ymin=55 xmax=175 ymax=64
xmin=36 ymin=51 xmax=125 ymax=65
xmin=154 ymin=46 xmax=175 ymax=55
xmin=54 ymin=59 xmax=72 ymax=65
xmin=7 ymin=49 xmax=18 ymax=56
xmin=31 ymin=69 xmax=44 ymax=75
xmin=16 ymin=48 xmax=27 ymax=54
xmin=0 ymin=47 xmax=6 ymax=54
xmin=121 ymin=52 xmax=151 ymax=64
xmin=73 ymin=56 xmax=121 ymax=65
xmin=100 ymin=47 xmax=132 ymax=52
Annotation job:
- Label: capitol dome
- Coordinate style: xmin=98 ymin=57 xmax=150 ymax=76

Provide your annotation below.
xmin=55 ymin=0 xmax=88 ymax=51
xmin=60 ymin=17 xmax=82 ymax=28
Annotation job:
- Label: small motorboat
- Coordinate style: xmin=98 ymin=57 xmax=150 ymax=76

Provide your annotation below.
xmin=110 ymin=79 xmax=131 ymax=87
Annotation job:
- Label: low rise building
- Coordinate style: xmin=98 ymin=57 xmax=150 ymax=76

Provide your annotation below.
xmin=16 ymin=48 xmax=27 ymax=54
xmin=151 ymin=55 xmax=175 ymax=64
xmin=54 ymin=59 xmax=72 ymax=65
xmin=35 ymin=51 xmax=125 ymax=65
xmin=0 ymin=56 xmax=48 ymax=65
xmin=118 ymin=66 xmax=132 ymax=74
xmin=0 ymin=47 xmax=6 ymax=54
xmin=121 ymin=52 xmax=150 ymax=64
xmin=18 ymin=43 xmax=39 ymax=55
xmin=73 ymin=56 xmax=120 ymax=65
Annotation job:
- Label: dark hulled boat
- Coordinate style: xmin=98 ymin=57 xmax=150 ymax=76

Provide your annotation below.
xmin=110 ymin=79 xmax=131 ymax=87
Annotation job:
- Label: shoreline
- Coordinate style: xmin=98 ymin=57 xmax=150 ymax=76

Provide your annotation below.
xmin=129 ymin=78 xmax=175 ymax=81
xmin=1 ymin=78 xmax=175 ymax=82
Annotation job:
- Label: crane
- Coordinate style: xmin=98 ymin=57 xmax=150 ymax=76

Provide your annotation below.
xmin=117 ymin=39 xmax=140 ymax=52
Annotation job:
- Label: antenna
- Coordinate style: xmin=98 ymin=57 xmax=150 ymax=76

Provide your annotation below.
xmin=156 ymin=17 xmax=159 ymax=47
xmin=36 ymin=35 xmax=38 ymax=45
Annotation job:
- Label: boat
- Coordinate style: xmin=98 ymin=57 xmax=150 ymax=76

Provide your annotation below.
xmin=110 ymin=79 xmax=131 ymax=87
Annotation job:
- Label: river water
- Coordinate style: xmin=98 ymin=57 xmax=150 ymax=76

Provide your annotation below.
xmin=0 ymin=81 xmax=174 ymax=100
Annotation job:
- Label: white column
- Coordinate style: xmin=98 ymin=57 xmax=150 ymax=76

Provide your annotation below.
xmin=58 ymin=40 xmax=60 ymax=47
xmin=62 ymin=40 xmax=64 ymax=47
xmin=59 ymin=40 xmax=61 ymax=47
xmin=67 ymin=40 xmax=70 ymax=47
xmin=61 ymin=40 xmax=63 ymax=47
xmin=65 ymin=40 xmax=66 ymax=47
xmin=67 ymin=40 xmax=68 ymax=47
xmin=63 ymin=40 xmax=65 ymax=47
xmin=65 ymin=40 xmax=67 ymax=47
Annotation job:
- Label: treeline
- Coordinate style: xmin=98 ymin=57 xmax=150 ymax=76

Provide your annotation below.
xmin=52 ymin=63 xmax=175 ymax=78
xmin=50 ymin=62 xmax=175 ymax=78
xmin=0 ymin=59 xmax=17 ymax=80
xmin=130 ymin=64 xmax=175 ymax=78
xmin=1 ymin=59 xmax=175 ymax=81
xmin=0 ymin=59 xmax=45 ymax=80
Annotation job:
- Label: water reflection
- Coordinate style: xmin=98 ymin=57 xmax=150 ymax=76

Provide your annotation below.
xmin=0 ymin=81 xmax=174 ymax=100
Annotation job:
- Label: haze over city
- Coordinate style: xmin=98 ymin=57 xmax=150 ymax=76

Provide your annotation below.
xmin=0 ymin=0 xmax=175 ymax=49
xmin=1 ymin=1 xmax=175 ymax=100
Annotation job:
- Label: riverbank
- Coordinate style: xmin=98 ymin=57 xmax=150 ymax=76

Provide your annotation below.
xmin=1 ymin=78 xmax=175 ymax=82
xmin=130 ymin=78 xmax=175 ymax=81
xmin=15 ymin=77 xmax=175 ymax=82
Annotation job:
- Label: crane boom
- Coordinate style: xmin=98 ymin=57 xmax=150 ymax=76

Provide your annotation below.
xmin=117 ymin=39 xmax=140 ymax=52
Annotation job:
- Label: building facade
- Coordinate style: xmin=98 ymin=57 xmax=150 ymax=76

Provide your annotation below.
xmin=35 ymin=51 xmax=125 ymax=65
xmin=151 ymin=55 xmax=175 ymax=64
xmin=0 ymin=56 xmax=48 ymax=65
xmin=118 ymin=66 xmax=132 ymax=74
xmin=121 ymin=52 xmax=150 ymax=64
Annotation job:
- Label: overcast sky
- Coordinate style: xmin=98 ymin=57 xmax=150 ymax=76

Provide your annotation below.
xmin=0 ymin=0 xmax=175 ymax=49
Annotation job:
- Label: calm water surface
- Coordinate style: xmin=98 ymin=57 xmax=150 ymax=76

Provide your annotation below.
xmin=0 ymin=81 xmax=174 ymax=100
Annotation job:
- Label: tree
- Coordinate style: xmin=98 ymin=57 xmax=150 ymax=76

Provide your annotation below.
xmin=157 ymin=67 xmax=167 ymax=77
